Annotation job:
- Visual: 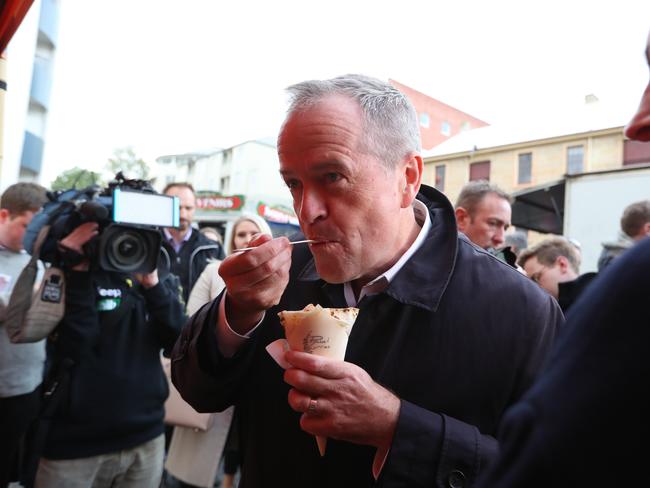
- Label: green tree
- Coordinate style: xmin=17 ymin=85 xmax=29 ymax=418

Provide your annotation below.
xmin=51 ymin=167 xmax=103 ymax=191
xmin=106 ymin=147 xmax=150 ymax=180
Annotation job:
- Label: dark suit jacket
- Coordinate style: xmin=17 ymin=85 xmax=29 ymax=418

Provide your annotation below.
xmin=478 ymin=237 xmax=650 ymax=487
xmin=171 ymin=185 xmax=563 ymax=488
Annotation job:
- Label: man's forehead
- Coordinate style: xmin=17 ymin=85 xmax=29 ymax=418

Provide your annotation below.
xmin=477 ymin=193 xmax=511 ymax=211
xmin=524 ymin=255 xmax=543 ymax=271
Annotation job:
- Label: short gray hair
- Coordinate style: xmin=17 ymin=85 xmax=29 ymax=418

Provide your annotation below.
xmin=284 ymin=74 xmax=421 ymax=168
xmin=455 ymin=180 xmax=512 ymax=216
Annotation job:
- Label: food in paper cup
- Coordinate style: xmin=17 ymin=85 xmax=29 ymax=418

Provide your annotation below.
xmin=277 ymin=304 xmax=359 ymax=457
xmin=278 ymin=304 xmax=358 ymax=359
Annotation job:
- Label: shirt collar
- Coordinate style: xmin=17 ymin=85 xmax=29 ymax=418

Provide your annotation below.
xmin=296 ymin=184 xmax=460 ymax=312
xmin=164 ymin=227 xmax=192 ymax=243
xmin=343 ymin=200 xmax=430 ymax=306
xmin=164 ymin=227 xmax=193 ymax=253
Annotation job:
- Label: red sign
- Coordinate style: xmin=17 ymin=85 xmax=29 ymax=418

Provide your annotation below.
xmin=196 ymin=194 xmax=244 ymax=211
xmin=257 ymin=202 xmax=299 ymax=226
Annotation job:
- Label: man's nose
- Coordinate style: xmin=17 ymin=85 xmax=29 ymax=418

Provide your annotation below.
xmin=297 ymin=190 xmax=327 ymax=225
xmin=493 ymin=227 xmax=505 ymax=247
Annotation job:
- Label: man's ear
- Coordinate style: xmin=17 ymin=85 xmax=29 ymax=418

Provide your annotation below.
xmin=400 ymin=153 xmax=423 ymax=208
xmin=455 ymin=207 xmax=469 ymax=231
xmin=556 ymin=255 xmax=570 ymax=273
xmin=641 ymin=221 xmax=650 ymax=238
xmin=0 ymin=208 xmax=9 ymax=224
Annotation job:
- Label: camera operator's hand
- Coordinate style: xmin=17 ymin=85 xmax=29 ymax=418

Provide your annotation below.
xmin=59 ymin=222 xmax=99 ymax=271
xmin=133 ymin=269 xmax=159 ymax=289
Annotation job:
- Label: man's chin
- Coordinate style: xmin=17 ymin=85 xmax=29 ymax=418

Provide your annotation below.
xmin=313 ymin=260 xmax=349 ymax=284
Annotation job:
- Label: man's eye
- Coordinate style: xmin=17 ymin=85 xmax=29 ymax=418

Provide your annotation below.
xmin=324 ymin=173 xmax=341 ymax=183
xmin=284 ymin=179 xmax=299 ymax=190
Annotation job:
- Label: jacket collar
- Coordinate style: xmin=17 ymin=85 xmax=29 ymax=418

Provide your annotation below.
xmin=296 ymin=184 xmax=458 ymax=312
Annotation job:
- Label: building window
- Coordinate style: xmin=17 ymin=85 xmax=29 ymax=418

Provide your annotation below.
xmin=220 ymin=176 xmax=230 ymax=193
xmin=469 ymin=160 xmax=490 ymax=181
xmin=441 ymin=121 xmax=451 ymax=136
xmin=518 ymin=153 xmax=532 ymax=184
xmin=567 ymin=145 xmax=584 ymax=174
xmin=623 ymin=140 xmax=650 ymax=165
xmin=420 ymin=112 xmax=430 ymax=128
xmin=435 ymin=165 xmax=446 ymax=192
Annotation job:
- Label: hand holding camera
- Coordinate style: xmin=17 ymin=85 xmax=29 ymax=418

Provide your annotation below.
xmin=133 ymin=269 xmax=159 ymax=289
xmin=24 ymin=173 xmax=180 ymax=274
xmin=58 ymin=222 xmax=99 ymax=271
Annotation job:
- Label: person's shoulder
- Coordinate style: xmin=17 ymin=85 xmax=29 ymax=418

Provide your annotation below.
xmin=592 ymin=237 xmax=650 ymax=291
xmin=455 ymin=235 xmax=550 ymax=300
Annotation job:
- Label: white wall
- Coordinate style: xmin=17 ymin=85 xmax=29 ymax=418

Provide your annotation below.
xmin=193 ymin=151 xmax=223 ymax=192
xmin=564 ymin=166 xmax=650 ymax=272
xmin=229 ymin=142 xmax=286 ymax=199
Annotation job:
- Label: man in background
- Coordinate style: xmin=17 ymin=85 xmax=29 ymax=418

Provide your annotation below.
xmin=35 ymin=220 xmax=186 ymax=487
xmin=0 ymin=182 xmax=47 ymax=487
xmin=162 ymin=183 xmax=225 ymax=303
xmin=598 ymin=199 xmax=650 ymax=270
xmin=455 ymin=180 xmax=512 ymax=251
xmin=504 ymin=230 xmax=528 ymax=258
xmin=518 ymin=236 xmax=597 ymax=313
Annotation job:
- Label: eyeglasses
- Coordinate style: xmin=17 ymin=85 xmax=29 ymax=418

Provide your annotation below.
xmin=529 ymin=266 xmax=549 ymax=284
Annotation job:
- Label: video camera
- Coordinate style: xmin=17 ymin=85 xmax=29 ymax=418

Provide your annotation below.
xmin=24 ymin=173 xmax=180 ymax=274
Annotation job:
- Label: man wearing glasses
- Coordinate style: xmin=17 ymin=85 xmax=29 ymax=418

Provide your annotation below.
xmin=517 ymin=236 xmax=596 ymax=313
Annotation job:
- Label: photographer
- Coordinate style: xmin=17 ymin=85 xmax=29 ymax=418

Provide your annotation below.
xmin=34 ymin=220 xmax=186 ymax=487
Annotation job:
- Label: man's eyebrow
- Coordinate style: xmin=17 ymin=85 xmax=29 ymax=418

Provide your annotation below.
xmin=279 ymin=161 xmax=347 ymax=177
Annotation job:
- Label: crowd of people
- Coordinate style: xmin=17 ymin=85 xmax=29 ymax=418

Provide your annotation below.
xmin=1 ymin=30 xmax=649 ymax=488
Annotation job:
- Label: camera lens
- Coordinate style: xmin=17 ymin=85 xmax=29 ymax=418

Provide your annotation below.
xmin=106 ymin=231 xmax=147 ymax=272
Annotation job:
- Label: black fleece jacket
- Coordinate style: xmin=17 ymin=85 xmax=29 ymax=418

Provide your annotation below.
xmin=43 ymin=270 xmax=186 ymax=459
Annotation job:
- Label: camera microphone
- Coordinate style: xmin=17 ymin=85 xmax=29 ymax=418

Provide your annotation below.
xmin=79 ymin=201 xmax=109 ymax=221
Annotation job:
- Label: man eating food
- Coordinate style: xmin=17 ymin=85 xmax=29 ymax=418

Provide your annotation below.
xmin=171 ymin=74 xmax=563 ymax=488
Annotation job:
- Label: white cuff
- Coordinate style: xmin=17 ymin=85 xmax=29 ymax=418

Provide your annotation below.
xmin=372 ymin=446 xmax=390 ymax=480
xmin=216 ymin=293 xmax=265 ymax=357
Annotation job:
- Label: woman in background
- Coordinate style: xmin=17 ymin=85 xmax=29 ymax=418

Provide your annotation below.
xmin=166 ymin=214 xmax=272 ymax=488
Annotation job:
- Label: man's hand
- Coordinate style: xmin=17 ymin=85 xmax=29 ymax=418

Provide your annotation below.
xmin=284 ymin=350 xmax=400 ymax=450
xmin=218 ymin=234 xmax=292 ymax=335
xmin=59 ymin=222 xmax=99 ymax=271
xmin=133 ymin=269 xmax=159 ymax=289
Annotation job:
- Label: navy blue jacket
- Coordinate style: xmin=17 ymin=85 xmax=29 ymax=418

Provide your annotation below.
xmin=161 ymin=228 xmax=225 ymax=304
xmin=172 ymin=185 xmax=563 ymax=487
xmin=44 ymin=270 xmax=186 ymax=459
xmin=478 ymin=237 xmax=650 ymax=487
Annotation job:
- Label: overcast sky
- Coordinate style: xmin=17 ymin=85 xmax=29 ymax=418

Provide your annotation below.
xmin=40 ymin=0 xmax=650 ymax=185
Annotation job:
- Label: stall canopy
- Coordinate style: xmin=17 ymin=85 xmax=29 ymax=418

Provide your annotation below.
xmin=511 ymin=179 xmax=565 ymax=234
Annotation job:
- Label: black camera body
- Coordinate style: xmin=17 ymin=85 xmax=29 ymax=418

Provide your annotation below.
xmin=25 ymin=173 xmax=179 ymax=274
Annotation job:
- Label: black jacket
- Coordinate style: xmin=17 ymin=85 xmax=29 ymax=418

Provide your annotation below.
xmin=477 ymin=237 xmax=650 ymax=488
xmin=172 ymin=185 xmax=564 ymax=488
xmin=43 ymin=270 xmax=186 ymax=459
xmin=557 ymin=272 xmax=597 ymax=313
xmin=161 ymin=229 xmax=225 ymax=303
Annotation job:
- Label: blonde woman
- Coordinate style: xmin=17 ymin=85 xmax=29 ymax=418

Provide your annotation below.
xmin=165 ymin=214 xmax=272 ymax=488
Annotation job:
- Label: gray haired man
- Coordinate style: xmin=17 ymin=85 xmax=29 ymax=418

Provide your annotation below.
xmin=172 ymin=74 xmax=562 ymax=487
